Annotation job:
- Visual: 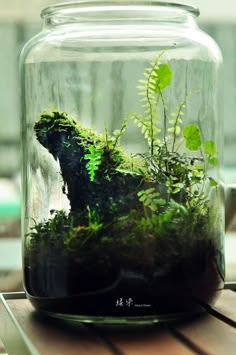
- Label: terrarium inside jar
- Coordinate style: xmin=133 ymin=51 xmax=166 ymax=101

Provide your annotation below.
xmin=20 ymin=1 xmax=224 ymax=323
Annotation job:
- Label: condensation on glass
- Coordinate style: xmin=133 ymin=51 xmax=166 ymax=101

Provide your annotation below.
xmin=20 ymin=1 xmax=224 ymax=324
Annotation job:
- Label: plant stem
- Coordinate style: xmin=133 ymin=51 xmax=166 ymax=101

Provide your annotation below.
xmin=158 ymin=89 xmax=168 ymax=153
xmin=146 ymin=84 xmax=155 ymax=157
xmin=104 ymin=122 xmax=109 ymax=148
xmin=113 ymin=118 xmax=128 ymax=149
xmin=172 ymin=101 xmax=186 ymax=152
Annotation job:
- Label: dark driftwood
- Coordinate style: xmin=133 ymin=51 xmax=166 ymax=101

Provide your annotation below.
xmin=34 ymin=112 xmax=143 ymax=218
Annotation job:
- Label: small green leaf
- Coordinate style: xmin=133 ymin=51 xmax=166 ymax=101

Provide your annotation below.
xmin=172 ymin=187 xmax=181 ymax=193
xmin=136 ymin=85 xmax=146 ymax=90
xmin=183 ymin=124 xmax=201 ymax=151
xmin=204 ymin=141 xmax=217 ymax=156
xmin=168 ymin=126 xmax=181 ymax=135
xmin=153 ymin=63 xmax=172 ymax=93
xmin=139 ymin=195 xmax=146 ymax=202
xmin=193 ymin=165 xmax=204 ymax=170
xmin=209 ymin=178 xmax=217 ymax=187
xmin=113 ymin=129 xmax=120 ymax=137
xmin=208 ymin=156 xmax=218 ymax=166
xmin=145 ymin=187 xmax=156 ymax=194
xmin=155 ymin=198 xmax=166 ymax=205
xmin=175 ymin=126 xmax=181 ymax=135
xmin=168 ymin=127 xmax=175 ymax=133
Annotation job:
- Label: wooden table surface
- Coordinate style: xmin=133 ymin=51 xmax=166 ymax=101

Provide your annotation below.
xmin=1 ymin=288 xmax=236 ymax=355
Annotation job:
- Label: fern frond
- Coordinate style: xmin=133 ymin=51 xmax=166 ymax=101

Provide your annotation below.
xmin=133 ymin=52 xmax=174 ymax=155
xmin=84 ymin=145 xmax=103 ymax=182
xmin=137 ymin=188 xmax=166 ymax=211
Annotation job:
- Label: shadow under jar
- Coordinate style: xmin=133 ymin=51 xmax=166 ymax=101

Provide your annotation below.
xmin=20 ymin=0 xmax=224 ymax=324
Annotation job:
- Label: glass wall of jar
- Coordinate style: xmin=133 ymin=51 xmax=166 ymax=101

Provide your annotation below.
xmin=20 ymin=1 xmax=224 ymax=324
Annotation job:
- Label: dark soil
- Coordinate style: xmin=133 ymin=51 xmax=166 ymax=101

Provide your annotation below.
xmin=24 ymin=239 xmax=224 ymax=319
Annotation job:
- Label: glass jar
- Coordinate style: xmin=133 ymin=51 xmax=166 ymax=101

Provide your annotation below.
xmin=20 ymin=0 xmax=224 ymax=324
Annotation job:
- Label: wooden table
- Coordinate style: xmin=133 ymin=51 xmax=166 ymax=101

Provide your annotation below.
xmin=0 ymin=286 xmax=236 ymax=355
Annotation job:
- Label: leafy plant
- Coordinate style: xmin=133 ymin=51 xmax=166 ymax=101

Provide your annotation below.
xmin=130 ymin=55 xmax=218 ymax=210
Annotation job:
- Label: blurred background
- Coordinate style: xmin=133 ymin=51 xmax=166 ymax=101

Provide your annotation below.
xmin=0 ymin=0 xmax=236 ymax=292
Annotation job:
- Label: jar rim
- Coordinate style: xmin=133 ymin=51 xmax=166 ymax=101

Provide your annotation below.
xmin=41 ymin=1 xmax=200 ymax=19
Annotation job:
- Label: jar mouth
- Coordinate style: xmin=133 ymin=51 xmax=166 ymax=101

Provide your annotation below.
xmin=41 ymin=1 xmax=200 ymax=19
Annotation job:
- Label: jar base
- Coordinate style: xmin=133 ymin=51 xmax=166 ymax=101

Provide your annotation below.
xmin=37 ymin=307 xmax=205 ymax=326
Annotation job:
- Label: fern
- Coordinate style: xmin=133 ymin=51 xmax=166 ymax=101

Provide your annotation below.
xmin=137 ymin=188 xmax=166 ymax=212
xmin=84 ymin=145 xmax=103 ymax=182
xmin=132 ymin=53 xmax=174 ymax=156
xmin=135 ymin=54 xmax=166 ymax=155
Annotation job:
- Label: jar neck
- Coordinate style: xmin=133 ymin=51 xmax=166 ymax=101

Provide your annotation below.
xmin=42 ymin=1 xmax=199 ymax=29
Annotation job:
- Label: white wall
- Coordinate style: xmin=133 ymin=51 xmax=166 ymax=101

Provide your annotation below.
xmin=186 ymin=0 xmax=236 ymax=23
